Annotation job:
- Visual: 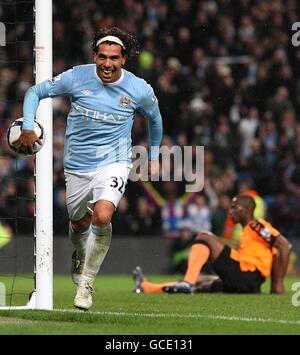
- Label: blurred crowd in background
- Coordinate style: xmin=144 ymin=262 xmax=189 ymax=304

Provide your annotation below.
xmin=1 ymin=0 xmax=300 ymax=257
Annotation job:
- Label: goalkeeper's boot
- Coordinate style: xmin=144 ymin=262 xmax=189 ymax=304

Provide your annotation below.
xmin=74 ymin=281 xmax=94 ymax=311
xmin=132 ymin=266 xmax=144 ymax=294
xmin=71 ymin=250 xmax=84 ymax=285
xmin=163 ymin=281 xmax=195 ymax=294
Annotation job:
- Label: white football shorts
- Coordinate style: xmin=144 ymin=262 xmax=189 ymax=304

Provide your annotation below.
xmin=64 ymin=163 xmax=132 ymax=221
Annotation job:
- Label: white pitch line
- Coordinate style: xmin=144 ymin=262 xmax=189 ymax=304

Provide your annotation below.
xmin=53 ymin=308 xmax=300 ymax=326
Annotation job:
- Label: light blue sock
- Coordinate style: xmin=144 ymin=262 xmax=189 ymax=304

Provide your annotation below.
xmin=80 ymin=224 xmax=112 ymax=285
xmin=69 ymin=222 xmax=91 ymax=259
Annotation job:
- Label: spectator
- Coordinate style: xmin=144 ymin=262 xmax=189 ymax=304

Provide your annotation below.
xmin=112 ymin=196 xmax=136 ymax=236
xmin=238 ymin=107 xmax=260 ymax=161
xmin=132 ymin=197 xmax=161 ymax=236
xmin=186 ymin=195 xmax=211 ymax=233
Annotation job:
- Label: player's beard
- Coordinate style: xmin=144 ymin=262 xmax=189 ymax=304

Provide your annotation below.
xmin=229 ymin=212 xmax=237 ymax=223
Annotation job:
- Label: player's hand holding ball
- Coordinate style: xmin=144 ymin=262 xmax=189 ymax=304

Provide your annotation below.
xmin=7 ymin=118 xmax=45 ymax=156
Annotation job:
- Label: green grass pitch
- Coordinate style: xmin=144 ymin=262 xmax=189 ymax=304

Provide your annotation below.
xmin=0 ymin=274 xmax=300 ymax=335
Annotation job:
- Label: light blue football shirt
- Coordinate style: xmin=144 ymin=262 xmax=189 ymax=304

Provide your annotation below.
xmin=23 ymin=64 xmax=163 ymax=172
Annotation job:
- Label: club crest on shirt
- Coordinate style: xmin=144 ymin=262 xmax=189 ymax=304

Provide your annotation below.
xmin=119 ymin=95 xmax=132 ymax=108
xmin=261 ymin=227 xmax=271 ymax=239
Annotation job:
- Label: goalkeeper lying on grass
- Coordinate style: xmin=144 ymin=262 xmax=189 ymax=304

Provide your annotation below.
xmin=133 ymin=195 xmax=291 ymax=294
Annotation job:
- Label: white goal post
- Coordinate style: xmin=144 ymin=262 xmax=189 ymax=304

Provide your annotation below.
xmin=34 ymin=0 xmax=53 ymax=310
xmin=0 ymin=0 xmax=53 ymax=310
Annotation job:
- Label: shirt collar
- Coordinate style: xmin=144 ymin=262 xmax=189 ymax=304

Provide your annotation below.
xmin=94 ymin=66 xmax=125 ymax=86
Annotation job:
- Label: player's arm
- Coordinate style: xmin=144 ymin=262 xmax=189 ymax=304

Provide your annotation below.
xmin=270 ymin=234 xmax=292 ymax=294
xmin=138 ymin=84 xmax=163 ymax=179
xmin=15 ymin=70 xmax=73 ymax=155
xmin=13 ymin=87 xmax=43 ymax=155
xmin=148 ymin=110 xmax=162 ymax=180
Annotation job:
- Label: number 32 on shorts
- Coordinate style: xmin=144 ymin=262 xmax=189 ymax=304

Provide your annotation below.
xmin=110 ymin=176 xmax=125 ymax=194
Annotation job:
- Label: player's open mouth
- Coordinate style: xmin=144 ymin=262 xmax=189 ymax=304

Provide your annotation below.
xmin=101 ymin=69 xmax=116 ymax=76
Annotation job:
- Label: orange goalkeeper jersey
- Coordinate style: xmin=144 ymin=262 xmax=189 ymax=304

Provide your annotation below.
xmin=230 ymin=219 xmax=280 ymax=279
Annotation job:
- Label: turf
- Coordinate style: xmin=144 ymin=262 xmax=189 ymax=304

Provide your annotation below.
xmin=0 ymin=274 xmax=300 ymax=335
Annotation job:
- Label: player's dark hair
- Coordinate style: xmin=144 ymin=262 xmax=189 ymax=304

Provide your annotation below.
xmin=92 ymin=27 xmax=139 ymax=60
xmin=236 ymin=195 xmax=256 ymax=213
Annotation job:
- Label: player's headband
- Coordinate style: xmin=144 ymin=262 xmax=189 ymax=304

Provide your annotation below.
xmin=96 ymin=36 xmax=126 ymax=50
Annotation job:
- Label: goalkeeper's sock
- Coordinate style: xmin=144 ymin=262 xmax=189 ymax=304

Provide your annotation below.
xmin=142 ymin=280 xmax=177 ymax=293
xmin=183 ymin=243 xmax=210 ymax=285
xmin=80 ymin=224 xmax=112 ymax=285
xmin=69 ymin=222 xmax=90 ymax=259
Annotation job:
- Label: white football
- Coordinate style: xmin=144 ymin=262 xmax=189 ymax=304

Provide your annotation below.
xmin=7 ymin=117 xmax=45 ymax=156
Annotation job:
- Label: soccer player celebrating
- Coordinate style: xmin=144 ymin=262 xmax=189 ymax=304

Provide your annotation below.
xmin=15 ymin=27 xmax=163 ymax=310
xmin=133 ymin=195 xmax=291 ymax=294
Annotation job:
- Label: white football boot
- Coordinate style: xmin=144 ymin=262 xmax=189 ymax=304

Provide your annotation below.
xmin=74 ymin=281 xmax=94 ymax=311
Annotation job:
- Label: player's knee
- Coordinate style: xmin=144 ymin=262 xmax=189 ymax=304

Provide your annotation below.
xmin=92 ymin=212 xmax=112 ymax=227
xmin=196 ymin=231 xmax=213 ymax=242
xmin=193 ymin=232 xmax=216 ymax=248
xmin=71 ymin=221 xmax=89 ymax=233
xmin=71 ymin=214 xmax=92 ymax=233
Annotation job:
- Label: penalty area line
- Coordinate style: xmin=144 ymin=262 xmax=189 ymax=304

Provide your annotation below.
xmin=54 ymin=308 xmax=300 ymax=326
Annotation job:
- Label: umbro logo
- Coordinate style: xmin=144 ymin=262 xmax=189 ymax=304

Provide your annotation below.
xmin=81 ymin=90 xmax=93 ymax=96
